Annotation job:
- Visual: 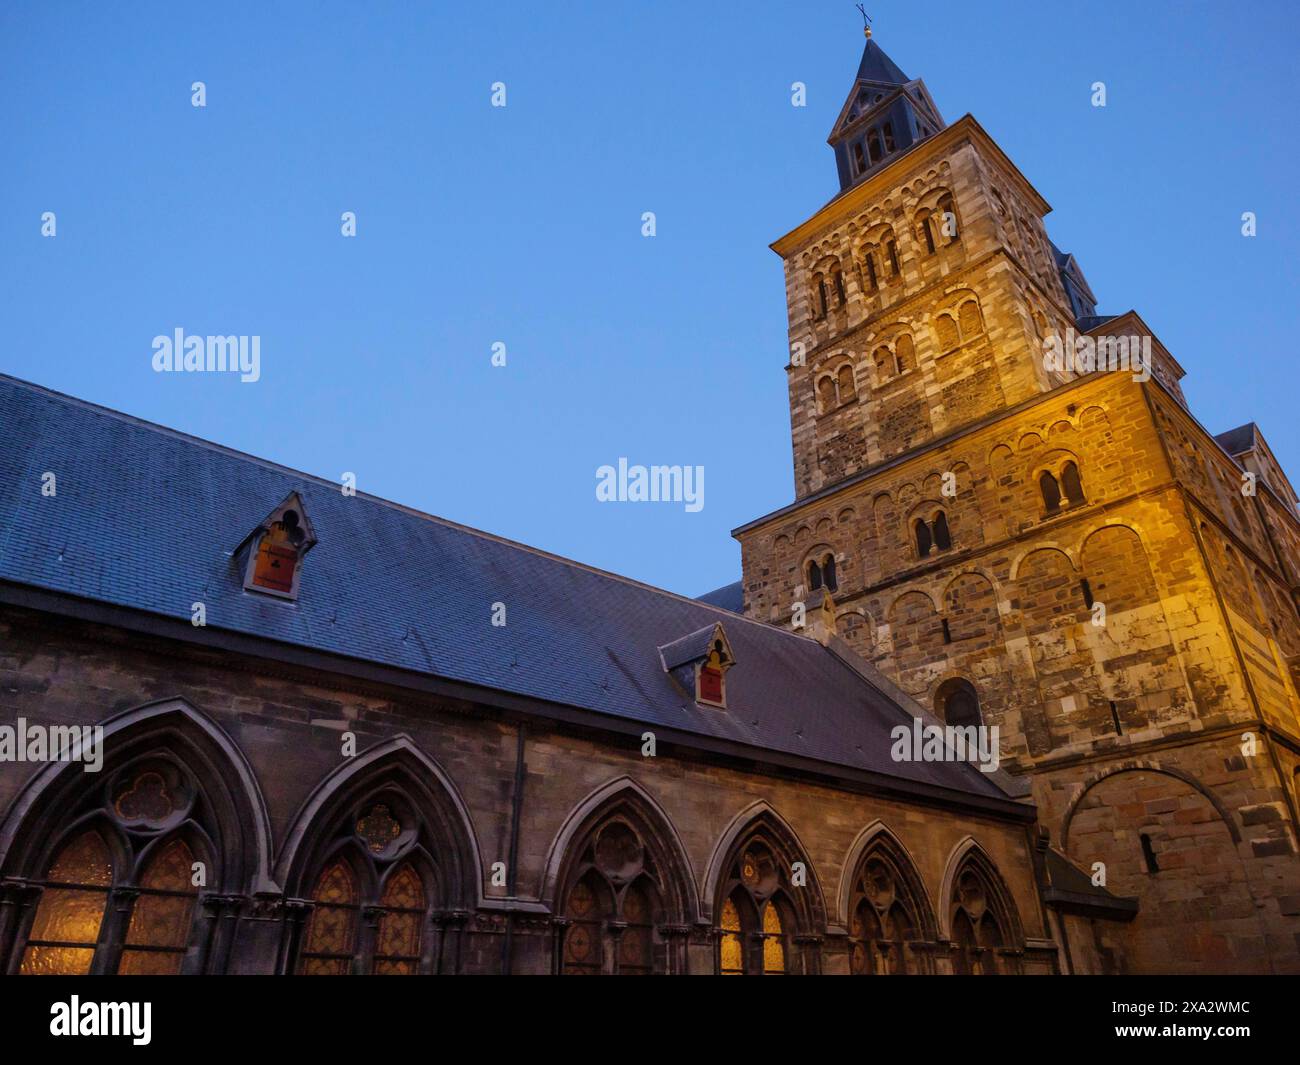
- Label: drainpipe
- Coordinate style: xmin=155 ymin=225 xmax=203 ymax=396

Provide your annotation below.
xmin=501 ymin=722 xmax=528 ymax=974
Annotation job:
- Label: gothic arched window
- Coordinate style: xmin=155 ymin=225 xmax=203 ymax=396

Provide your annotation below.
xmin=15 ymin=758 xmax=214 ymax=976
xmin=948 ymin=853 xmax=1019 ymax=975
xmin=559 ymin=817 xmax=670 ymax=975
xmin=848 ymin=841 xmax=934 ymax=975
xmin=716 ymin=840 xmax=797 ymax=975
xmin=299 ymin=858 xmax=361 ymax=975
xmin=18 ymin=831 xmax=113 ymax=975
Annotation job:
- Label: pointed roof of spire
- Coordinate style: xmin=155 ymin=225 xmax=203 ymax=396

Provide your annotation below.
xmin=855 ymin=35 xmax=909 ymax=85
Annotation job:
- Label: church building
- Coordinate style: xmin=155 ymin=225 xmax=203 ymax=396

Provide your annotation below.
xmin=1 ymin=30 xmax=1297 ymax=976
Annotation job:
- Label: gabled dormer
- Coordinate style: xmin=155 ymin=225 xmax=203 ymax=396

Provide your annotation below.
xmin=828 ymin=30 xmax=945 ymax=191
xmin=659 ymin=622 xmax=736 ymax=709
xmin=238 ymin=491 xmax=317 ymax=600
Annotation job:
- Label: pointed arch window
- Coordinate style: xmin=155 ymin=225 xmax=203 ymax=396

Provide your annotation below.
xmin=374 ymin=863 xmax=426 ymax=974
xmin=19 ymin=831 xmax=113 ymax=975
xmin=299 ymin=859 xmax=361 ymax=975
xmin=949 ymin=858 xmax=1016 ymax=975
xmin=715 ymin=837 xmax=805 ymax=975
xmin=15 ymin=758 xmax=218 ymax=977
xmin=117 ymin=838 xmax=200 ymax=974
xmin=848 ymin=848 xmax=931 ymax=975
xmin=559 ymin=818 xmax=669 ymax=975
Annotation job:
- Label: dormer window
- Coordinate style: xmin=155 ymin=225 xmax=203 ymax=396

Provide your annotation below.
xmin=241 ymin=492 xmax=317 ymax=600
xmin=659 ymin=622 xmax=736 ymax=710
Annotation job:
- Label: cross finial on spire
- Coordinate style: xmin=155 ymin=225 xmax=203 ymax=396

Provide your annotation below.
xmin=856 ymin=4 xmax=872 ymax=38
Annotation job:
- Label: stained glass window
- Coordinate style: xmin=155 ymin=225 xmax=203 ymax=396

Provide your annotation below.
xmin=299 ymin=860 xmax=359 ymax=975
xmin=19 ymin=831 xmax=113 ymax=976
xmin=562 ymin=875 xmax=607 ymax=975
xmin=719 ymin=896 xmax=744 ymax=975
xmin=760 ymin=903 xmax=785 ymax=974
xmin=373 ymin=863 xmax=424 ymax=975
xmin=618 ymin=881 xmax=654 ymax=976
xmin=118 ymin=838 xmax=198 ymax=975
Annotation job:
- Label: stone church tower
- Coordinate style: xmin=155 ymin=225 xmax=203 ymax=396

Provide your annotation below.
xmin=733 ymin=29 xmax=1300 ymax=974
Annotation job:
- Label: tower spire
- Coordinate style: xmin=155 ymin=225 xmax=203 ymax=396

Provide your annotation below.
xmin=825 ymin=24 xmax=945 ymax=191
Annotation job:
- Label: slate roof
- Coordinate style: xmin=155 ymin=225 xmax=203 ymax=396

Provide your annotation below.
xmin=1215 ymin=423 xmax=1258 ymax=456
xmin=695 ymin=580 xmax=743 ymax=613
xmin=855 ymin=37 xmax=909 ymax=85
xmin=0 ymin=374 xmax=1012 ymax=804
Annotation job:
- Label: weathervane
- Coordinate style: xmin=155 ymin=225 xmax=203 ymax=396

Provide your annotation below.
xmin=856 ymin=4 xmax=872 ymax=39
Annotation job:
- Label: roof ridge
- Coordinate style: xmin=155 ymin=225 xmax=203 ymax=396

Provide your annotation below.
xmin=0 ymin=372 xmax=817 ymax=646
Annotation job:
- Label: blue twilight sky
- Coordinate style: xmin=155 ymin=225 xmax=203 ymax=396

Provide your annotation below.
xmin=2 ymin=1 xmax=1298 ymax=597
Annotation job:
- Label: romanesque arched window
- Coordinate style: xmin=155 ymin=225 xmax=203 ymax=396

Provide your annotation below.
xmin=817 ymin=375 xmax=837 ymax=413
xmin=914 ymin=511 xmax=951 ymax=558
xmin=935 ymin=314 xmax=959 ymax=351
xmin=832 ymin=264 xmax=847 ymax=306
xmin=936 ymin=678 xmax=982 ymax=729
xmin=932 ymin=511 xmax=952 ymax=551
xmin=894 ymin=334 xmax=915 ymax=374
xmin=713 ymin=815 xmax=821 ymax=976
xmin=808 ymin=559 xmax=823 ymax=592
xmin=938 ymin=193 xmax=958 ymax=242
xmin=948 ymin=850 xmax=1020 ymax=975
xmin=847 ymin=836 xmax=936 ymax=975
xmin=1061 ymin=461 xmax=1085 ymax=505
xmin=836 ymin=364 xmax=856 ymax=402
xmin=822 ymin=554 xmax=837 ymax=592
xmin=814 ymin=274 xmax=828 ymax=318
xmin=863 ymin=250 xmax=879 ymax=292
xmin=886 ymin=239 xmax=901 ymax=276
xmin=917 ymin=209 xmax=936 ymax=254
xmin=1039 ymin=470 xmax=1061 ymax=512
xmin=555 ymin=794 xmax=692 ymax=976
xmin=915 ymin=518 xmax=933 ymax=558
xmin=958 ymin=299 xmax=983 ymax=338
